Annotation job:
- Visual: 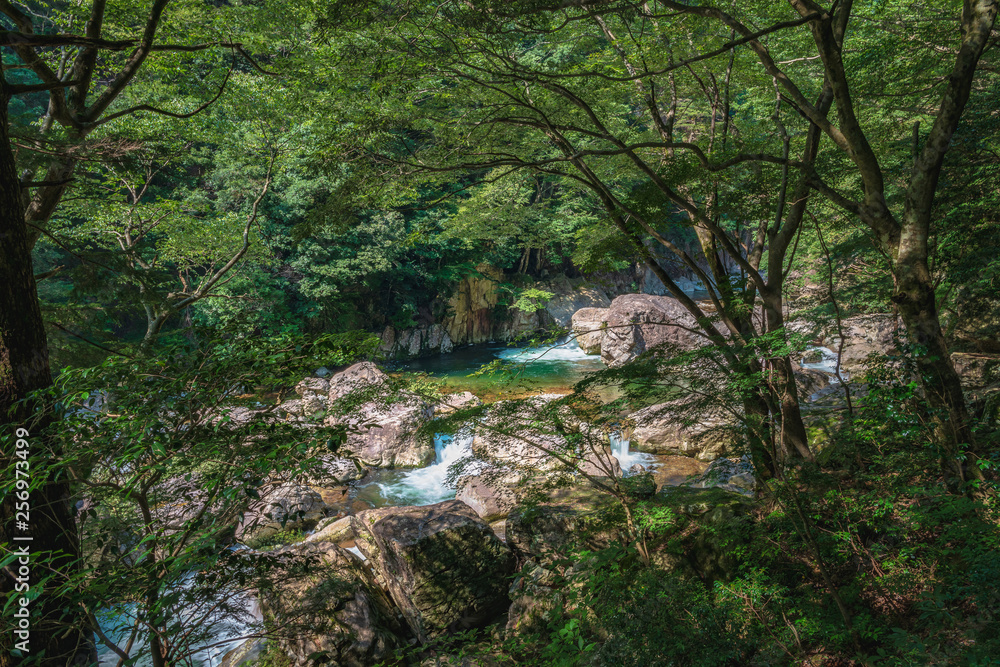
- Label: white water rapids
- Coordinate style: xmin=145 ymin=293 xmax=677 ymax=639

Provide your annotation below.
xmin=376 ymin=432 xmax=476 ymax=506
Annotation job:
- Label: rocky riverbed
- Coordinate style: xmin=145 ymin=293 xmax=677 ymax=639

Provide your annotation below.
xmin=99 ymin=293 xmax=1000 ymax=666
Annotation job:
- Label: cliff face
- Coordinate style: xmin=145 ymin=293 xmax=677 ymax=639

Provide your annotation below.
xmin=442 ymin=265 xmax=505 ymax=345
xmin=379 ymin=267 xmax=611 ymax=360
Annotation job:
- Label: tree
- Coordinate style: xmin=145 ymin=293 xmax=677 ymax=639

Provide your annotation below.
xmin=45 ymin=331 xmax=376 ymax=667
xmin=1 ymin=2 xmax=285 ymax=661
xmin=320 ymin=0 xmax=998 ymax=484
xmin=51 ymin=134 xmax=277 ymax=345
xmin=313 ymin=0 xmax=835 ymax=474
xmin=2 ymin=30 xmax=134 ymax=663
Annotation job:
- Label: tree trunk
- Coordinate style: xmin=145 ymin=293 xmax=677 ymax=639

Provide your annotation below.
xmin=892 ymin=255 xmax=982 ymax=488
xmin=23 ymin=156 xmax=78 ymax=249
xmin=1 ymin=81 xmax=94 ymax=667
xmin=763 ymin=294 xmax=814 ymax=463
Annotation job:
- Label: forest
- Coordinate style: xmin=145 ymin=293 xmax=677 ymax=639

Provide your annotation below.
xmin=1 ymin=0 xmax=999 ymax=665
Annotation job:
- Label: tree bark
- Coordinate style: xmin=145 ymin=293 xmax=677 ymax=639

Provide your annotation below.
xmin=1 ymin=80 xmax=94 ymax=667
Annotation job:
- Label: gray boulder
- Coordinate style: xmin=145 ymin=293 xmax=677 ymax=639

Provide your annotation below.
xmin=350 ymin=500 xmax=516 ymax=643
xmin=506 ymin=560 xmax=563 ymax=635
xmin=456 ymin=473 xmax=519 ymax=522
xmin=542 ymin=278 xmax=611 ymax=328
xmin=471 ymin=395 xmax=622 ymax=478
xmin=295 ymin=376 xmax=331 ymax=414
xmin=600 ymin=294 xmax=704 ymax=367
xmin=789 ymin=314 xmax=903 ymax=373
xmin=793 ymin=364 xmax=832 ymax=400
xmin=952 ymin=352 xmax=1000 ymax=389
xmin=506 ymin=485 xmax=619 ymax=562
xmin=306 ymin=516 xmax=355 ymax=545
xmin=259 ymin=541 xmax=404 ymax=666
xmin=332 ymin=399 xmax=435 ymax=468
xmin=300 ymin=455 xmax=364 ymax=485
xmin=627 ymin=400 xmax=733 ymax=461
xmin=325 ymin=362 xmax=435 ymax=468
xmin=689 ymin=455 xmax=756 ymax=497
xmin=571 ymin=307 xmax=608 ymax=355
xmin=327 ymin=361 xmax=386 ymax=401
xmin=236 ymin=483 xmax=327 ymax=544
xmin=837 ymin=314 xmax=903 ymax=371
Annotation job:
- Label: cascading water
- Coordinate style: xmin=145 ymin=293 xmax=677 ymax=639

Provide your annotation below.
xmin=801 ymin=346 xmax=849 ymax=382
xmin=496 ymin=337 xmax=594 ymax=363
xmin=376 ymin=432 xmax=475 ymax=506
xmin=96 ymin=565 xmax=260 ymax=666
xmin=609 ymin=432 xmax=655 ymax=471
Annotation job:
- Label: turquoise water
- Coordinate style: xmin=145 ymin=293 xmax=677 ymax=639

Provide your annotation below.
xmin=398 ymin=338 xmax=606 ymax=397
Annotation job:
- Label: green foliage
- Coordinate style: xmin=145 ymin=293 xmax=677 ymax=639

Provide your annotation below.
xmin=243 ymin=529 xmax=306 ymax=551
xmin=0 ymin=329 xmax=376 ymax=665
xmin=590 ymin=567 xmax=752 ymax=667
xmin=509 ymin=288 xmax=555 ymax=314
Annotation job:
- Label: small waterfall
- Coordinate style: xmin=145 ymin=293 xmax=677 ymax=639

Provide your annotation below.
xmin=609 ymin=432 xmax=654 ymax=471
xmin=801 ymin=346 xmax=849 ymax=383
xmin=496 ymin=337 xmax=593 ymax=363
xmin=376 ymin=432 xmax=475 ymax=506
xmin=96 ymin=568 xmax=260 ymax=666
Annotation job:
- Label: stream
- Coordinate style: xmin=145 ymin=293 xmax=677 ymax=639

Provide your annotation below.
xmin=97 ymin=335 xmax=836 ymax=664
xmin=97 ymin=338 xmax=616 ymax=666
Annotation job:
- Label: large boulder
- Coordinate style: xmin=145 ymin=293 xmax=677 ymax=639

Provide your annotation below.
xmin=600 ymin=294 xmax=704 ymax=367
xmin=456 ymin=473 xmax=519 ymax=522
xmin=258 ymin=541 xmax=404 ymax=666
xmin=790 ymin=314 xmax=903 ymax=373
xmin=350 ymin=500 xmax=516 ymax=643
xmin=689 ymin=455 xmax=756 ymax=497
xmin=471 ymin=395 xmax=622 ymax=478
xmin=793 ymin=364 xmax=832 ymax=400
xmin=325 ymin=362 xmax=435 ymax=468
xmin=571 ymin=307 xmax=608 ymax=355
xmin=652 ymin=486 xmax=755 ymax=582
xmin=333 ymin=399 xmax=435 ymax=468
xmin=541 ymin=277 xmax=612 ymax=328
xmin=952 ymin=352 xmax=1000 ymax=389
xmin=506 ymin=560 xmax=564 ymax=635
xmin=300 ymin=455 xmax=365 ymax=485
xmin=327 ymin=361 xmax=387 ymax=401
xmin=236 ymin=483 xmax=328 ymax=544
xmin=295 ymin=377 xmax=330 ymax=414
xmin=306 ymin=516 xmax=355 ymax=545
xmin=506 ymin=485 xmax=620 ymax=562
xmin=837 ymin=314 xmax=903 ymax=371
xmin=627 ymin=401 xmax=733 ymax=461
xmin=650 ymin=455 xmax=710 ymax=489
